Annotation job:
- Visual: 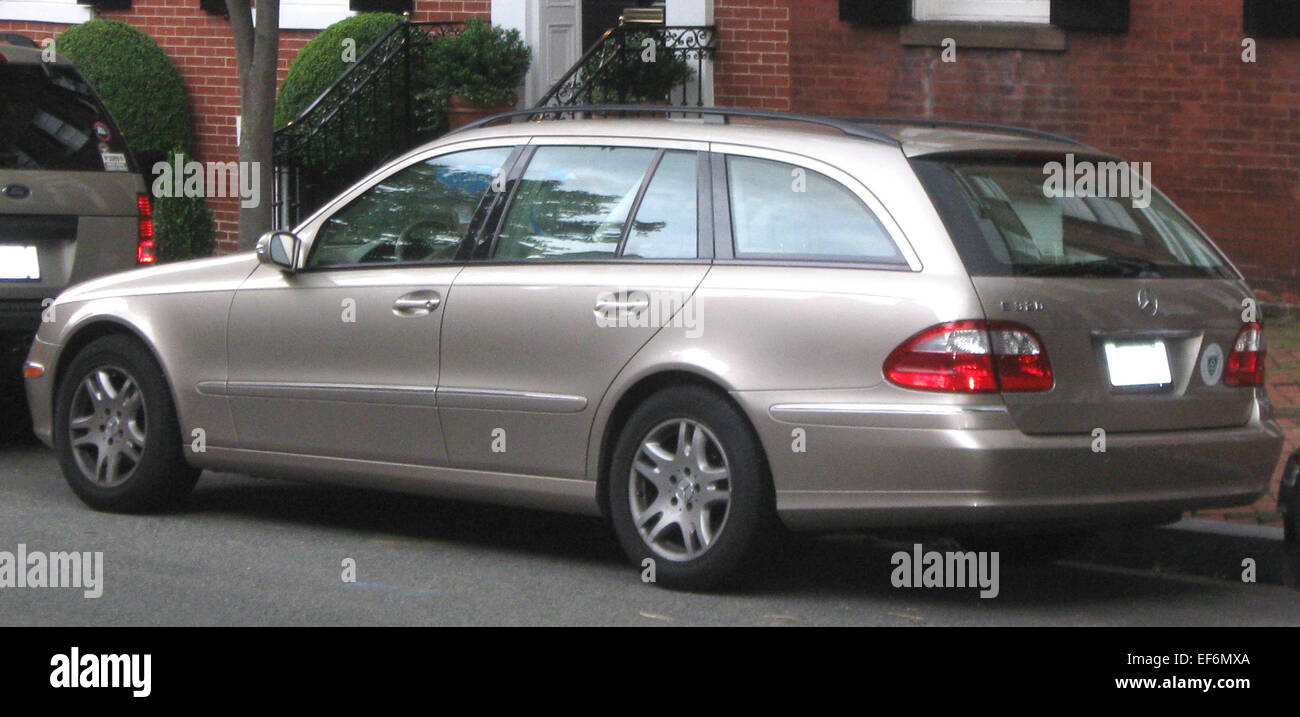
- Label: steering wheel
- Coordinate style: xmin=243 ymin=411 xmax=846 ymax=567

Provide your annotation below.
xmin=394 ymin=216 xmax=458 ymax=262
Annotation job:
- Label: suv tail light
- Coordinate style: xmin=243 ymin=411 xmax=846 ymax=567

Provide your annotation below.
xmin=1224 ymin=322 xmax=1265 ymax=387
xmin=884 ymin=320 xmax=1054 ymax=393
xmin=136 ymin=192 xmax=155 ymax=264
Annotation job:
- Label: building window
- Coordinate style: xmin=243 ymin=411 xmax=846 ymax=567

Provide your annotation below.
xmin=913 ymin=0 xmax=1050 ymax=24
xmin=0 ymin=0 xmax=95 ymax=24
xmin=279 ymin=0 xmax=354 ymax=30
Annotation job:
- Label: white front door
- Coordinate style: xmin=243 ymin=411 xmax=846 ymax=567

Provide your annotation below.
xmin=502 ymin=0 xmax=581 ymax=106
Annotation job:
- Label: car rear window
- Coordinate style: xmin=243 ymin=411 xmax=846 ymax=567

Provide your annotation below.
xmin=913 ymin=157 xmax=1236 ymax=279
xmin=0 ymin=64 xmax=133 ymax=172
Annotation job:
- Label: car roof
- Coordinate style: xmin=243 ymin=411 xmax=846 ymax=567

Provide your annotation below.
xmin=0 ymin=42 xmax=73 ymax=67
xmin=441 ymin=109 xmax=1111 ymax=160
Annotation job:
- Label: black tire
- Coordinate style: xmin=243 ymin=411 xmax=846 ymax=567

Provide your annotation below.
xmin=608 ymin=386 xmax=777 ymax=590
xmin=52 ymin=335 xmax=199 ymax=512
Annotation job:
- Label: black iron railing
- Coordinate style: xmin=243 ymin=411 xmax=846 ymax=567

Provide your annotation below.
xmin=273 ymin=21 xmax=464 ymax=228
xmin=534 ymin=24 xmax=715 ymax=111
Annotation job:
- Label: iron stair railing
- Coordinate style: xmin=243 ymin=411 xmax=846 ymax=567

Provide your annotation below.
xmin=534 ymin=24 xmax=715 ymax=111
xmin=272 ymin=21 xmax=464 ymax=229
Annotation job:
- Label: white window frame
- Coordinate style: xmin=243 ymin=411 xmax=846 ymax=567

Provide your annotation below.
xmin=272 ymin=0 xmax=355 ymax=31
xmin=0 ymin=0 xmax=93 ymax=24
xmin=913 ymin=0 xmax=1050 ymax=24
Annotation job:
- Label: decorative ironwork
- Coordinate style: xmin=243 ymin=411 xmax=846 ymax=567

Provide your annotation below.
xmin=534 ymin=25 xmax=715 ymax=111
xmin=273 ymin=21 xmax=464 ymax=228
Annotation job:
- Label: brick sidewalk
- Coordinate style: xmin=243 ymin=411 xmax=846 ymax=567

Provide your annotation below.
xmin=1194 ymin=324 xmax=1300 ymax=526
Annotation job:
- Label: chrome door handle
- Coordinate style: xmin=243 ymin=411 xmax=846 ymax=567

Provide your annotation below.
xmin=393 ymin=290 xmax=441 ymax=316
xmin=594 ymin=290 xmax=650 ymax=314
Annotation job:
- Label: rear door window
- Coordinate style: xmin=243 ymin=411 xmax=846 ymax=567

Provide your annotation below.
xmin=0 ymin=64 xmax=132 ymax=172
xmin=724 ymin=155 xmax=906 ymax=265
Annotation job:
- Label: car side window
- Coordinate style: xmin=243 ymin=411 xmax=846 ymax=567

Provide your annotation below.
xmin=493 ymin=145 xmax=658 ymax=260
xmin=621 ymin=150 xmax=698 ymax=259
xmin=308 ymin=146 xmax=514 ymax=269
xmin=726 ymin=155 xmax=906 ymax=265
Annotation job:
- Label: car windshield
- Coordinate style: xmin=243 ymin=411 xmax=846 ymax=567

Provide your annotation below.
xmin=944 ymin=160 xmax=1234 ymax=279
xmin=0 ymin=64 xmax=132 ymax=172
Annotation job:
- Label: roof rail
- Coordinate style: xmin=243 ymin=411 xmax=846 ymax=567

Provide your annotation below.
xmin=837 ymin=116 xmax=1093 ymax=149
xmin=450 ymin=105 xmax=903 ymax=147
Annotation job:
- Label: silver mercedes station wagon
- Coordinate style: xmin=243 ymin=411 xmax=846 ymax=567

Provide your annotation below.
xmin=23 ymin=108 xmax=1285 ymax=588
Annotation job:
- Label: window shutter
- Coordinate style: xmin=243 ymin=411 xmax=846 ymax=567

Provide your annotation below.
xmin=1050 ymin=0 xmax=1129 ymax=32
xmin=839 ymin=0 xmax=912 ymax=26
xmin=77 ymin=0 xmax=133 ymax=9
xmin=1244 ymin=0 xmax=1300 ymax=37
xmin=349 ymin=0 xmax=413 ymax=13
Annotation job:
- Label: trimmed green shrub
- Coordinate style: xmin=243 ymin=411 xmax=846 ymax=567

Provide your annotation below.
xmin=57 ymin=19 xmax=191 ymax=170
xmin=429 ymin=17 xmax=530 ymax=107
xmin=583 ymin=32 xmax=695 ymax=104
xmin=152 ymin=147 xmax=214 ymax=263
xmin=274 ymin=13 xmax=406 ymax=128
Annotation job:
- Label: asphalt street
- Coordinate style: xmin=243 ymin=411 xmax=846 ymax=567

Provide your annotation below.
xmin=2 ymin=432 xmax=1298 ymax=626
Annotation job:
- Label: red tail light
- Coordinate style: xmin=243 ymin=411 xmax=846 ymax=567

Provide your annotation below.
xmin=136 ymin=193 xmax=155 ymax=264
xmin=1224 ymin=322 xmax=1265 ymax=387
xmin=884 ymin=320 xmax=1054 ymax=393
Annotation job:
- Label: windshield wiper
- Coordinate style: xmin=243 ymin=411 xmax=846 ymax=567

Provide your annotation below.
xmin=1015 ymin=257 xmax=1162 ymax=278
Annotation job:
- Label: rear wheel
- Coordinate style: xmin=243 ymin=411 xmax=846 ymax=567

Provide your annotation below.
xmin=608 ymin=386 xmax=777 ymax=590
xmin=53 ymin=335 xmax=199 ymax=512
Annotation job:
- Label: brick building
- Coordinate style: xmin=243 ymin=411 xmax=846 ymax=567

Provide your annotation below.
xmin=1 ymin=0 xmax=1296 ymax=297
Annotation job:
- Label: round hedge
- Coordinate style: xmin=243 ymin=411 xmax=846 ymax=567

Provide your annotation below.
xmin=153 ymin=148 xmax=214 ymax=263
xmin=274 ymin=13 xmax=405 ymax=128
xmin=57 ymin=19 xmax=191 ymax=169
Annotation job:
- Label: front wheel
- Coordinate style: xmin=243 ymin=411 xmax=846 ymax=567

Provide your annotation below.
xmin=608 ymin=386 xmax=777 ymax=590
xmin=53 ymin=335 xmax=199 ymax=512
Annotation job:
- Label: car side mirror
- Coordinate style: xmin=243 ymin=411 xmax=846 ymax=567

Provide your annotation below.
xmin=256 ymin=231 xmax=300 ymax=272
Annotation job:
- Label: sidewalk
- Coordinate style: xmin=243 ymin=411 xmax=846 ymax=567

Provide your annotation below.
xmin=1194 ymin=312 xmax=1300 ymax=526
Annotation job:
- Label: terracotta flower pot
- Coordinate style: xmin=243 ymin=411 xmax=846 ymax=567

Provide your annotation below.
xmin=445 ymin=94 xmax=518 ymax=131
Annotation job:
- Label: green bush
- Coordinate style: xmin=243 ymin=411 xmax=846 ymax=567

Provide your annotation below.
xmin=57 ymin=19 xmax=191 ymax=170
xmin=583 ymin=32 xmax=695 ymax=104
xmin=274 ymin=13 xmax=406 ymax=128
xmin=430 ymin=17 xmax=530 ymax=107
xmin=152 ymin=148 xmax=214 ymax=263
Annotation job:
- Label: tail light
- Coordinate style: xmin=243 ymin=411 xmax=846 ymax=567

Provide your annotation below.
xmin=1224 ymin=322 xmax=1265 ymax=387
xmin=884 ymin=320 xmax=1054 ymax=393
xmin=136 ymin=192 xmax=155 ymax=264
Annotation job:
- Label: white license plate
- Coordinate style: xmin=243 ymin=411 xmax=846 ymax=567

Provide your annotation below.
xmin=1104 ymin=340 xmax=1172 ymax=387
xmin=0 ymin=245 xmax=40 ymax=280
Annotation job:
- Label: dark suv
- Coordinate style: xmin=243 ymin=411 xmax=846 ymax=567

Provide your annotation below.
xmin=1 ymin=38 xmax=150 ymax=433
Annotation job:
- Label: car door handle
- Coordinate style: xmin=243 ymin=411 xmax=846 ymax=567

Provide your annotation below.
xmin=595 ymin=290 xmax=650 ymax=314
xmin=393 ymin=290 xmax=441 ymax=317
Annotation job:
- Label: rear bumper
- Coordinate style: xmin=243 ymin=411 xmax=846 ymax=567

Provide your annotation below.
xmin=735 ymin=391 xmax=1284 ymax=532
xmin=0 ymin=299 xmax=45 ymax=333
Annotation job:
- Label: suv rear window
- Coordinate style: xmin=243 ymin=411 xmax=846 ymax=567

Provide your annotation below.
xmin=0 ymin=64 xmax=133 ymax=172
xmin=914 ymin=158 xmax=1236 ymax=279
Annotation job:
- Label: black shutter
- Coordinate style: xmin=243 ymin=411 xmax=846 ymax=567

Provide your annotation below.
xmin=1050 ymin=0 xmax=1129 ymax=32
xmin=839 ymin=0 xmax=911 ymax=26
xmin=77 ymin=0 xmax=133 ymax=9
xmin=1244 ymin=0 xmax=1300 ymax=37
xmin=199 ymin=0 xmax=227 ymax=16
xmin=349 ymin=0 xmax=413 ymax=13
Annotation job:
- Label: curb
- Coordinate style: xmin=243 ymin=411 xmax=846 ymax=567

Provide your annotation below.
xmin=1075 ymin=517 xmax=1298 ymax=588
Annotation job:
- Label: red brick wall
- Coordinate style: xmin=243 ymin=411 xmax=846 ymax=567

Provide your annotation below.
xmin=0 ymin=0 xmax=487 ymax=253
xmin=714 ymin=0 xmax=790 ymax=110
xmin=732 ymin=0 xmax=1299 ymax=296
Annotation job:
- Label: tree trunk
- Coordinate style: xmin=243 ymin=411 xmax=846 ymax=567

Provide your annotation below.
xmin=227 ymin=0 xmax=279 ymax=251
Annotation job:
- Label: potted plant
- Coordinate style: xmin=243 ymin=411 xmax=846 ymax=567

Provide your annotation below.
xmin=582 ymin=30 xmax=696 ymax=107
xmin=433 ymin=17 xmax=531 ymax=129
